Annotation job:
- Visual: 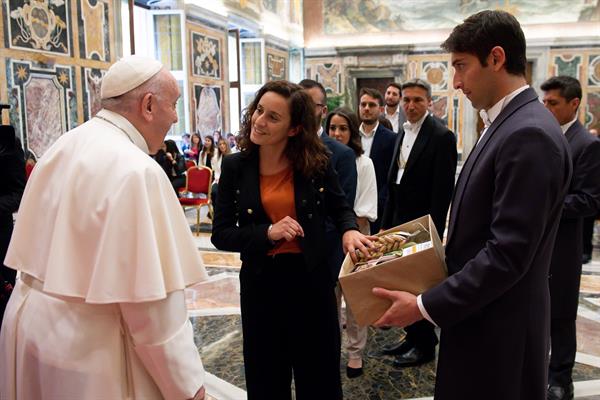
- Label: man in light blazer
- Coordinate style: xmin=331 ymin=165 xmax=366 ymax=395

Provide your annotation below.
xmin=358 ymin=88 xmax=396 ymax=233
xmin=542 ymin=76 xmax=600 ymax=400
xmin=372 ymin=11 xmax=571 ymax=400
xmin=380 ymin=79 xmax=457 ymax=368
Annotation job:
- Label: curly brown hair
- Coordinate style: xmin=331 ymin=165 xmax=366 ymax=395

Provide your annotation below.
xmin=238 ymin=80 xmax=329 ymax=178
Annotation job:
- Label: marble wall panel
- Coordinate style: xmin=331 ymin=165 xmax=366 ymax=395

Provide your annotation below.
xmin=190 ymin=30 xmax=222 ymax=79
xmin=193 ymin=83 xmax=222 ymax=140
xmin=421 ymin=61 xmax=448 ymax=92
xmin=6 ymin=0 xmax=71 ymax=55
xmin=306 ymin=59 xmax=343 ymax=95
xmin=78 ymin=0 xmax=110 ymax=61
xmin=82 ymin=66 xmax=104 ymax=120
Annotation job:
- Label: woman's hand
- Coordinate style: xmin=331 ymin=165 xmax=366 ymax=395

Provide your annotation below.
xmin=342 ymin=230 xmax=376 ymax=262
xmin=268 ymin=216 xmax=304 ymax=242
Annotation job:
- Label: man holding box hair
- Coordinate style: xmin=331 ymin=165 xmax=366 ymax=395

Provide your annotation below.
xmin=373 ymin=10 xmax=571 ymax=400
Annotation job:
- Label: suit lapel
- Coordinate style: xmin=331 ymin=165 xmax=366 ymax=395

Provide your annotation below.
xmin=446 ymin=88 xmax=539 ymax=244
xmin=564 ymin=120 xmax=580 ymax=144
xmin=404 ymin=115 xmax=432 ymax=173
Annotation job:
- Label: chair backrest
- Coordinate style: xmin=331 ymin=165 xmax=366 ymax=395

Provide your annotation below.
xmin=185 ymin=159 xmax=196 ymax=170
xmin=186 ymin=166 xmax=212 ymax=194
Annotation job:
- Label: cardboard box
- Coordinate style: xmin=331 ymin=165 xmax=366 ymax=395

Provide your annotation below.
xmin=338 ymin=215 xmax=447 ymax=326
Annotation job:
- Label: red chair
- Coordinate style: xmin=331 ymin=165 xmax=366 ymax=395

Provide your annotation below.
xmin=179 ymin=165 xmax=213 ymax=235
xmin=178 ymin=159 xmax=198 ymax=194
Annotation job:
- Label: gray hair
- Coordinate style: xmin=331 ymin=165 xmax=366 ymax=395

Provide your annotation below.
xmin=401 ymin=78 xmax=432 ymax=99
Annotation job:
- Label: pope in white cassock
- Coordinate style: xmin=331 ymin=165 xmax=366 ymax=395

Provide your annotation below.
xmin=0 ymin=56 xmax=208 ymax=400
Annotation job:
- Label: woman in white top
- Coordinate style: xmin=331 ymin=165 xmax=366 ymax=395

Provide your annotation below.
xmin=326 ymin=107 xmax=377 ymax=378
xmin=198 ymin=136 xmax=215 ymax=169
xmin=210 ymin=138 xmax=231 ymax=208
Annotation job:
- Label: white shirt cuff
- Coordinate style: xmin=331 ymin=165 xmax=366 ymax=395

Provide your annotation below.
xmin=417 ymin=294 xmax=438 ymax=327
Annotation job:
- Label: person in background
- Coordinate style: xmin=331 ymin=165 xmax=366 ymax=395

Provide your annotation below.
xmin=326 ymin=106 xmax=377 ymax=378
xmin=155 ymin=139 xmax=187 ymax=193
xmin=199 ymin=136 xmax=215 ymax=170
xmin=582 ymin=127 xmax=600 ymax=264
xmin=186 ymin=133 xmax=202 ymax=162
xmin=541 ymin=75 xmax=600 ymax=400
xmin=227 ymin=133 xmax=237 ymax=150
xmin=211 ymin=138 xmax=231 ymax=211
xmin=181 ymin=133 xmax=191 ymax=154
xmin=0 ymin=55 xmax=207 ymax=400
xmin=211 ymin=80 xmax=373 ymax=400
xmin=383 ymin=82 xmax=407 ymax=133
xmin=0 ymin=131 xmax=25 ymax=329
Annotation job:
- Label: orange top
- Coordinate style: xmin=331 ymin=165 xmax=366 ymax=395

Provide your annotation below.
xmin=260 ymin=167 xmax=302 ymax=255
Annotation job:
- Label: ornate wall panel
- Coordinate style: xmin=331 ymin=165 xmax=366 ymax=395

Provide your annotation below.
xmin=305 ymin=58 xmax=343 ymax=95
xmin=265 ymin=46 xmax=287 ymax=81
xmin=186 ymin=20 xmax=227 ymax=136
xmin=549 ymin=49 xmax=600 ymax=131
xmin=78 ymin=0 xmax=110 ymax=61
xmin=81 ymin=66 xmax=104 ymax=120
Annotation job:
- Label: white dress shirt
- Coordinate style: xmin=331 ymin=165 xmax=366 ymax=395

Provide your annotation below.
xmin=385 ymin=105 xmax=402 ymax=133
xmin=359 ymin=121 xmax=379 ymax=158
xmin=396 ymin=113 xmax=428 ymax=184
xmin=417 ymin=85 xmax=530 ymax=326
xmin=560 ymin=116 xmax=578 ymax=134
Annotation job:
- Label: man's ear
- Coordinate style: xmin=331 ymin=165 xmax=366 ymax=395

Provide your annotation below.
xmin=489 ymin=46 xmax=506 ymax=71
xmin=140 ymin=93 xmax=154 ymax=121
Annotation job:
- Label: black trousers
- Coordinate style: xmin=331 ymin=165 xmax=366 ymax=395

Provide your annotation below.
xmin=582 ymin=216 xmax=595 ymax=257
xmin=239 ymin=254 xmax=342 ymax=400
xmin=405 ymin=319 xmax=438 ymax=354
xmin=549 ymin=317 xmax=577 ymax=387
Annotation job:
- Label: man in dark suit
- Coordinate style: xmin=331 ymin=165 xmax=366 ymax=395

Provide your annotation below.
xmin=372 ymin=11 xmax=571 ymax=400
xmin=299 ymin=79 xmax=357 ymax=281
xmin=383 ymin=82 xmax=407 ymax=133
xmin=0 ymin=124 xmax=25 ymax=326
xmin=358 ymin=88 xmax=396 ymax=233
xmin=380 ymin=78 xmax=457 ymax=368
xmin=541 ymin=76 xmax=600 ymax=400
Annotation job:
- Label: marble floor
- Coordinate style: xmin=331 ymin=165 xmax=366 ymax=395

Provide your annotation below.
xmin=185 ymin=212 xmax=600 ymax=399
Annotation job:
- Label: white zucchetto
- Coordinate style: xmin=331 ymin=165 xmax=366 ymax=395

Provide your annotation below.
xmin=100 ymin=55 xmax=163 ymax=99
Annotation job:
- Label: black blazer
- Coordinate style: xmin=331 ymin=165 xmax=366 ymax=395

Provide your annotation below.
xmin=0 ymin=129 xmax=25 ymax=281
xmin=422 ymin=88 xmax=572 ymax=400
xmin=381 ymin=114 xmax=457 ymax=237
xmin=321 ymin=133 xmax=357 ymax=207
xmin=211 ymin=150 xmax=358 ymax=273
xmin=549 ymin=120 xmax=600 ymax=318
xmin=368 ymin=124 xmax=396 ymax=213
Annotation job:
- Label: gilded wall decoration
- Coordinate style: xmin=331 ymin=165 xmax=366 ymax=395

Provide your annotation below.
xmin=7 ymin=0 xmax=71 ymax=54
xmin=8 ymin=60 xmax=76 ymax=157
xmin=421 ymin=61 xmax=448 ymax=91
xmin=82 ymin=67 xmax=104 ymax=120
xmin=266 ymin=47 xmax=287 ymax=81
xmin=315 ymin=63 xmax=342 ymax=94
xmin=588 ymin=54 xmax=600 ymax=87
xmin=191 ymin=31 xmax=221 ymax=79
xmin=78 ymin=0 xmax=110 ymax=61
xmin=193 ymin=83 xmax=222 ymax=140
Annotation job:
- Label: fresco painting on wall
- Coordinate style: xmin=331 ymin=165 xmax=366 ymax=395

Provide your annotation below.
xmin=78 ymin=0 xmax=110 ymax=61
xmin=191 ymin=31 xmax=221 ymax=79
xmin=194 ymin=84 xmax=222 ymax=140
xmin=323 ymin=0 xmax=600 ymax=34
xmin=266 ymin=49 xmax=287 ymax=81
xmin=7 ymin=0 xmax=71 ymax=54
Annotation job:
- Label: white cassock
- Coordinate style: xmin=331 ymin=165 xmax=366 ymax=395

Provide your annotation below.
xmin=0 ymin=109 xmax=209 ymax=400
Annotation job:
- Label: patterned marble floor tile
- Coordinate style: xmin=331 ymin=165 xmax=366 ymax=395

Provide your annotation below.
xmin=578 ymin=316 xmax=600 ymax=358
xmin=201 ymin=251 xmax=241 ymax=268
xmin=581 ymin=275 xmax=600 ymax=295
xmin=186 ymin=276 xmax=240 ymax=311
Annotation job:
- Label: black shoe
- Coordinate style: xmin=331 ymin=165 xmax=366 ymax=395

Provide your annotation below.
xmin=392 ymin=347 xmax=435 ymax=368
xmin=582 ymin=254 xmax=592 ymax=264
xmin=381 ymin=339 xmax=412 ymax=356
xmin=547 ymin=383 xmax=574 ymax=400
xmin=346 ymin=365 xmax=363 ymax=378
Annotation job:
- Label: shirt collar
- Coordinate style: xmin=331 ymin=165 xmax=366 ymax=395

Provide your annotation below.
xmin=317 ymin=125 xmax=324 ymax=137
xmin=386 ymin=105 xmax=401 ymax=117
xmin=482 ymin=85 xmax=529 ymax=127
xmin=403 ymin=112 xmax=428 ymax=133
xmin=96 ymin=109 xmax=150 ymax=154
xmin=561 ymin=116 xmax=578 ymax=134
xmin=360 ymin=121 xmax=379 ymax=138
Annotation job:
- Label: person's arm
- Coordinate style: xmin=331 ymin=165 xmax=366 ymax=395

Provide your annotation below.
xmin=429 ymin=130 xmax=457 ymax=238
xmin=120 ymin=290 xmax=205 ymax=400
xmin=174 ymin=154 xmax=186 ymax=176
xmin=211 ymin=156 xmax=274 ymax=255
xmin=0 ymin=137 xmax=26 ymax=215
xmin=562 ymin=138 xmax=600 ymax=219
xmin=422 ymin=127 xmax=570 ymax=329
xmin=353 ymin=157 xmax=378 ymax=222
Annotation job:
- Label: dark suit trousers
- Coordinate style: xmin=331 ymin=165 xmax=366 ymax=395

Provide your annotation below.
xmin=239 ymin=254 xmax=342 ymax=400
xmin=405 ymin=320 xmax=438 ymax=354
xmin=582 ymin=216 xmax=595 ymax=257
xmin=549 ymin=317 xmax=577 ymax=386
